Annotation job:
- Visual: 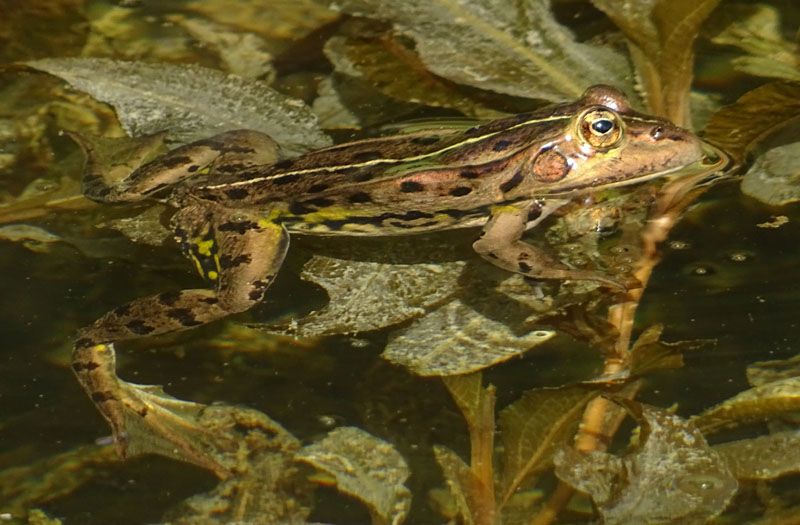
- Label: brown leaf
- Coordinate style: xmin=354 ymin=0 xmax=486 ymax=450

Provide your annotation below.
xmin=704 ymin=81 xmax=800 ymax=164
xmin=592 ymin=0 xmax=721 ymax=125
xmin=324 ymin=31 xmax=499 ymax=118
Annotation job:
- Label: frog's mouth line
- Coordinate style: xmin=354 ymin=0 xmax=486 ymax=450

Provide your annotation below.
xmin=542 ymin=141 xmax=731 ymax=197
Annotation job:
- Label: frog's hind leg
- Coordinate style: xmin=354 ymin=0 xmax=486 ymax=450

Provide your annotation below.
xmin=72 ymin=206 xmax=289 ymax=473
xmin=72 ymin=130 xmax=279 ymax=203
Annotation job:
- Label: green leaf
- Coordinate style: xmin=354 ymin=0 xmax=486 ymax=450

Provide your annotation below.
xmin=25 ymin=58 xmax=331 ymax=156
xmin=333 ymin=0 xmax=634 ymax=102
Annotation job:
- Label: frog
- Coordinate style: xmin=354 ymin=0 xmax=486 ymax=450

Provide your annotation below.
xmin=71 ymin=85 xmax=708 ymax=474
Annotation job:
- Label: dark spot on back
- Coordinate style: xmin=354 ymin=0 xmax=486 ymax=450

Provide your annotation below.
xmin=248 ymin=279 xmax=271 ymax=301
xmin=273 ymin=159 xmax=294 ymax=170
xmin=412 ymin=136 xmax=440 ymax=145
xmin=159 ymin=155 xmax=195 ymax=170
xmin=449 ymin=186 xmax=472 ymax=197
xmin=126 ymin=320 xmax=155 ymax=335
xmin=307 ymin=197 xmax=335 ymax=208
xmin=72 ymin=360 xmax=99 ymax=372
xmin=401 ymin=210 xmax=433 ymax=221
xmin=518 ymin=261 xmax=533 ymax=273
xmin=460 ymin=169 xmax=480 ymax=179
xmin=354 ymin=151 xmax=383 ymax=162
xmin=74 ymin=338 xmax=96 ymax=350
xmin=158 ymin=291 xmax=182 ymax=306
xmin=307 ymin=183 xmax=329 ymax=193
xmin=91 ymin=391 xmax=115 ymax=403
xmin=167 ymin=308 xmax=202 ymax=327
xmin=348 ymin=192 xmax=372 ymax=204
xmin=224 ymin=187 xmax=250 ymax=200
xmin=289 ymin=202 xmax=316 ymax=215
xmin=187 ymin=165 xmax=199 ymax=173
xmin=401 ymin=180 xmax=424 ymax=192
xmin=500 ymin=171 xmax=524 ymax=193
xmin=113 ymin=303 xmax=132 ymax=317
xmin=218 ymin=221 xmax=258 ymax=234
xmin=274 ymin=174 xmax=300 ymax=185
xmin=219 ymin=253 xmax=252 ymax=269
xmin=493 ymin=139 xmax=511 ymax=151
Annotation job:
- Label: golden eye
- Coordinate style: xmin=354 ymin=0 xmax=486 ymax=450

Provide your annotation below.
xmin=579 ymin=108 xmax=622 ymax=149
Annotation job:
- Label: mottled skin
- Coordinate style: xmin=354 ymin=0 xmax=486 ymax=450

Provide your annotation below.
xmin=72 ymin=85 xmax=705 ymax=472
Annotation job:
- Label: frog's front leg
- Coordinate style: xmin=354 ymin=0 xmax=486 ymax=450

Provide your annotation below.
xmin=473 ymin=201 xmax=624 ymax=289
xmin=72 ymin=206 xmax=288 ymax=472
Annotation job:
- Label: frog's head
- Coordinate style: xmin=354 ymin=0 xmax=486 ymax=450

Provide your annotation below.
xmin=529 ymin=85 xmax=706 ymax=195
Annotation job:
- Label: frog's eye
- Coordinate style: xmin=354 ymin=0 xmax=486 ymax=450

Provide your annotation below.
xmin=579 ymin=108 xmax=622 ymax=149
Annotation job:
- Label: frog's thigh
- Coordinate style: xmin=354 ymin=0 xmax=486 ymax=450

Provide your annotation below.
xmin=473 ymin=203 xmax=620 ymax=286
xmin=82 ymin=130 xmax=279 ymax=202
xmin=75 ymin=210 xmax=288 ymax=348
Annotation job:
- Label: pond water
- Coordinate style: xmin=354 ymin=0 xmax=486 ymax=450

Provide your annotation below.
xmin=2 ymin=1 xmax=800 ymax=524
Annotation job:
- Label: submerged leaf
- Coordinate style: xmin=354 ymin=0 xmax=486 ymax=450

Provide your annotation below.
xmin=0 ymin=224 xmax=61 ymax=252
xmin=0 ymin=444 xmax=118 ymax=517
xmin=440 ymin=374 xmax=497 ymax=524
xmin=333 ymin=0 xmax=633 ymax=102
xmin=747 ymin=352 xmax=800 ymax=386
xmin=26 ymin=58 xmax=331 ymax=156
xmin=554 ymin=401 xmax=737 ymax=525
xmin=433 ymin=445 xmax=478 ymax=525
xmin=269 ymin=240 xmax=466 ymax=337
xmin=442 ymin=373 xmax=489 ymax=428
xmin=741 ymin=142 xmax=800 ymax=206
xmin=161 ymin=404 xmax=313 ymax=524
xmin=497 ymin=385 xmax=598 ymax=506
xmin=296 ymin=427 xmax=411 ymax=525
xmin=714 ymin=429 xmax=800 ymax=480
xmin=383 ymin=299 xmax=555 ymax=376
xmin=694 ymin=377 xmax=800 ymax=435
xmin=704 ymin=81 xmax=800 ymax=164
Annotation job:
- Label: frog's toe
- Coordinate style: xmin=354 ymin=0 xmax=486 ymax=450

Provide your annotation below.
xmin=113 ymin=380 xmax=232 ymax=477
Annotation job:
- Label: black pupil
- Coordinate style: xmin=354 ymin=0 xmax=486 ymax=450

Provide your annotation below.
xmin=592 ymin=118 xmax=614 ymax=134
